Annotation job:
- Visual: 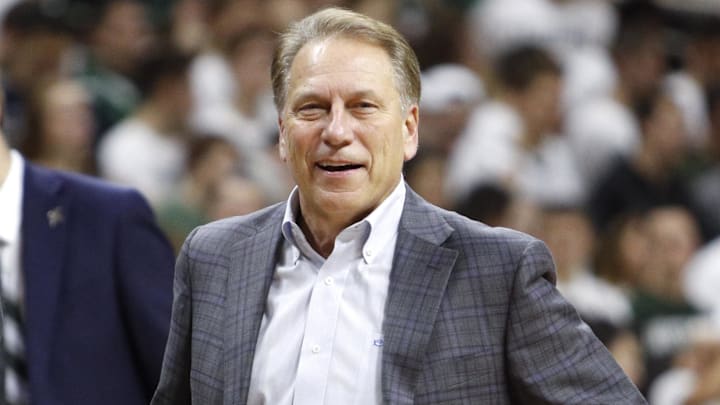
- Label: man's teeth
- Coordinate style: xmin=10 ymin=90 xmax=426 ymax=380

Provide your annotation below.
xmin=319 ymin=164 xmax=361 ymax=172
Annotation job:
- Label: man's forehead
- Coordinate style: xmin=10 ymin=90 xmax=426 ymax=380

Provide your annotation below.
xmin=292 ymin=37 xmax=392 ymax=73
xmin=288 ymin=39 xmax=393 ymax=92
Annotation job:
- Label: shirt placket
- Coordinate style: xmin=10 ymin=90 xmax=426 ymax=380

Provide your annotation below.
xmin=292 ymin=235 xmax=359 ymax=404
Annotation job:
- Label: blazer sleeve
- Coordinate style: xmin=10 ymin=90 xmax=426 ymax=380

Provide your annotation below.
xmin=114 ymin=190 xmax=176 ymax=398
xmin=151 ymin=228 xmax=196 ymax=405
xmin=505 ymin=240 xmax=647 ymax=404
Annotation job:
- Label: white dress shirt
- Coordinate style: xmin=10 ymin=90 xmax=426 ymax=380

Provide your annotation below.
xmin=0 ymin=150 xmax=28 ymax=401
xmin=247 ymin=179 xmax=406 ymax=405
xmin=0 ymin=150 xmax=25 ymax=306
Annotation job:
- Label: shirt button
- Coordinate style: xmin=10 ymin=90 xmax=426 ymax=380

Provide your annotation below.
xmin=324 ymin=276 xmax=334 ymax=286
xmin=365 ymin=249 xmax=373 ymax=257
xmin=311 ymin=345 xmax=321 ymax=353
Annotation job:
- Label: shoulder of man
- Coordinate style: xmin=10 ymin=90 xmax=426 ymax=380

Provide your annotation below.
xmin=405 ymin=192 xmax=539 ymax=257
xmin=25 ymin=162 xmax=148 ymax=213
xmin=182 ymin=202 xmax=285 ymax=255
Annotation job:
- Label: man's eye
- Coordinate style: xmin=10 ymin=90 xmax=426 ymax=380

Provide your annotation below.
xmin=296 ymin=104 xmax=325 ymax=118
xmin=354 ymin=102 xmax=378 ymax=112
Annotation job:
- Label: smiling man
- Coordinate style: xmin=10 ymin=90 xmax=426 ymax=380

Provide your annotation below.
xmin=152 ymin=8 xmax=646 ymax=404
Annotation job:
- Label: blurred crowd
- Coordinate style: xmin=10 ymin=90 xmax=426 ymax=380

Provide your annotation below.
xmin=1 ymin=0 xmax=720 ymax=402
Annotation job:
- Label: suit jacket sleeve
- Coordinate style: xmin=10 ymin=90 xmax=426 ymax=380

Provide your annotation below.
xmin=505 ymin=239 xmax=645 ymax=404
xmin=114 ymin=190 xmax=176 ymax=397
xmin=151 ymin=227 xmax=196 ymax=405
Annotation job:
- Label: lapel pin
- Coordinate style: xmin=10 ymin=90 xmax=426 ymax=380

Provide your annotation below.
xmin=47 ymin=206 xmax=64 ymax=228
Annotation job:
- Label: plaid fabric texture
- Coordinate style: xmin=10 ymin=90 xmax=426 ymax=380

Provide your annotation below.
xmin=152 ymin=185 xmax=646 ymax=404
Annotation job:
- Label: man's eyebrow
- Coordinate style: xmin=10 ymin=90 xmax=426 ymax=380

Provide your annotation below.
xmin=291 ymin=89 xmax=382 ymax=104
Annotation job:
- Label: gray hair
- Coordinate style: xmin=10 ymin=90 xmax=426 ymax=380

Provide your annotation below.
xmin=271 ymin=7 xmax=421 ymax=112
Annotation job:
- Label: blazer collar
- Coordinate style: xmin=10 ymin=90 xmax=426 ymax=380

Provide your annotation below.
xmin=20 ymin=163 xmax=69 ymax=386
xmin=381 ymin=185 xmax=458 ymax=403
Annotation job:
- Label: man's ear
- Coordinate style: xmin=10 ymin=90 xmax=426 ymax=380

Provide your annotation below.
xmin=402 ymin=104 xmax=419 ymax=161
xmin=278 ymin=117 xmax=288 ymax=162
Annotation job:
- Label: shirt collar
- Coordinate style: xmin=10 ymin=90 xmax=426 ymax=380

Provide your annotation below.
xmin=0 ymin=150 xmax=25 ymax=245
xmin=281 ymin=177 xmax=406 ymax=265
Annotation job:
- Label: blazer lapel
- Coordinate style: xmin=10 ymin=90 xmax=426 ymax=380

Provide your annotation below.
xmin=381 ymin=187 xmax=458 ymax=404
xmin=20 ymin=164 xmax=68 ymax=387
xmin=223 ymin=207 xmax=283 ymax=404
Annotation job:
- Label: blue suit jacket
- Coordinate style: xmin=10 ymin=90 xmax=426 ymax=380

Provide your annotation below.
xmin=20 ymin=163 xmax=174 ymax=404
xmin=152 ymin=184 xmax=646 ymax=404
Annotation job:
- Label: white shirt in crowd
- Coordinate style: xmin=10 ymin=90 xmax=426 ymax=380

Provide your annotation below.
xmin=98 ymin=118 xmax=185 ymax=207
xmin=247 ymin=179 xmax=406 ymax=405
xmin=446 ymin=101 xmax=585 ymax=207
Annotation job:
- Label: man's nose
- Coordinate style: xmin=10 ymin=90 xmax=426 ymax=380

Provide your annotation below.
xmin=321 ymin=104 xmax=353 ymax=147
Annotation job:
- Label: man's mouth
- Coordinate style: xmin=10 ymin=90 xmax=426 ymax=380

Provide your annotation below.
xmin=317 ymin=163 xmax=363 ymax=172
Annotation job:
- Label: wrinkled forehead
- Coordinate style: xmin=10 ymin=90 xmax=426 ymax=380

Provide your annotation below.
xmin=292 ymin=38 xmax=392 ymax=76
xmin=284 ymin=37 xmax=402 ymax=104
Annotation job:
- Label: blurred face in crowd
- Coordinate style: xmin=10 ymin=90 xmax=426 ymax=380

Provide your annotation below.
xmin=638 ymin=207 xmax=699 ymax=300
xmin=645 ymin=207 xmax=699 ymax=275
xmin=40 ymin=80 xmax=95 ymax=154
xmin=157 ymin=73 xmax=193 ymax=129
xmin=231 ymin=31 xmax=275 ymax=99
xmin=539 ymin=209 xmax=594 ymax=279
xmin=644 ymin=96 xmax=686 ymax=166
xmin=208 ymin=175 xmax=265 ymax=220
xmin=278 ymin=36 xmax=418 ymax=222
xmin=94 ymin=0 xmax=154 ymax=74
xmin=517 ymin=72 xmax=563 ymax=139
xmin=616 ymin=216 xmax=651 ymax=285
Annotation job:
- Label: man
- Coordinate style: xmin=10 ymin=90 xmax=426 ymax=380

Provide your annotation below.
xmin=153 ymin=8 xmax=646 ymax=404
xmin=0 ymin=94 xmax=174 ymax=403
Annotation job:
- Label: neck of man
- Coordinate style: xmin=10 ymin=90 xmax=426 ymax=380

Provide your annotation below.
xmin=297 ymin=202 xmax=368 ymax=259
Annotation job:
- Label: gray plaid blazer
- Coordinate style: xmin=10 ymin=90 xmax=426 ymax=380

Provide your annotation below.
xmin=152 ymin=185 xmax=646 ymax=404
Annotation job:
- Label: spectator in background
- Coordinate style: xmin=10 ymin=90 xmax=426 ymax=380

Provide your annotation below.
xmin=539 ymin=205 xmax=633 ymax=328
xmin=649 ymin=337 xmax=720 ymax=405
xmin=75 ymin=0 xmax=155 ymax=139
xmin=684 ymin=236 xmax=720 ymax=327
xmin=156 ymin=135 xmax=242 ymax=252
xmin=455 ymin=183 xmax=512 ymax=228
xmin=0 ymin=90 xmax=174 ymax=404
xmin=445 ymin=45 xmax=584 ymax=207
xmin=588 ymin=88 xmax=694 ymax=233
xmin=98 ymin=47 xmax=192 ymax=207
xmin=418 ymin=63 xmax=484 ymax=156
xmin=0 ymin=2 xmax=74 ymax=147
xmin=205 ymin=173 xmax=266 ymax=221
xmin=191 ymin=25 xmax=292 ymax=202
xmin=689 ymin=85 xmax=720 ymax=240
xmin=564 ymin=2 xmax=667 ymax=192
xmin=188 ymin=0 xmax=263 ymax=116
xmin=193 ymin=25 xmax=278 ymax=150
xmin=593 ymin=212 xmax=651 ymax=290
xmin=632 ymin=206 xmax=703 ymax=391
xmin=611 ymin=2 xmax=667 ymax=115
xmin=168 ymin=0 xmax=211 ymax=55
xmin=664 ymin=16 xmax=720 ymax=152
xmin=19 ymin=78 xmax=96 ymax=175
xmin=404 ymin=63 xmax=484 ymax=209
